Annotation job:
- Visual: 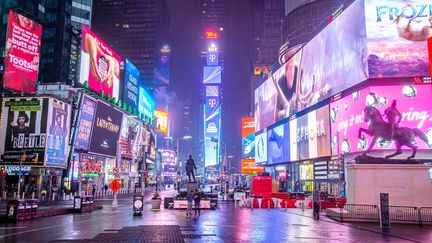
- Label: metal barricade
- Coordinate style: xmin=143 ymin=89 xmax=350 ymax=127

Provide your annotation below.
xmin=389 ymin=206 xmax=419 ymax=225
xmin=419 ymin=207 xmax=432 ymax=226
xmin=340 ymin=204 xmax=380 ymax=222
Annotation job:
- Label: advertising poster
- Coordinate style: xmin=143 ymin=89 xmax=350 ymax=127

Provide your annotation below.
xmin=161 ymin=150 xmax=176 ymax=177
xmin=254 ymin=0 xmax=367 ymax=131
xmin=290 ymin=105 xmax=331 ymax=161
xmin=147 ymin=131 xmax=156 ymax=161
xmin=3 ymin=10 xmax=42 ymax=93
xmin=45 ymin=99 xmax=70 ymax=168
xmin=0 ymin=97 xmax=49 ymax=166
xmin=241 ymin=159 xmax=264 ymax=175
xmin=119 ymin=115 xmax=140 ymax=159
xmin=138 ymin=87 xmax=155 ymax=120
xmin=255 ymin=131 xmax=268 ymax=165
xmin=74 ymin=95 xmax=97 ymax=150
xmin=241 ymin=117 xmax=255 ymax=159
xmin=79 ymin=25 xmax=121 ymax=100
xmin=203 ymin=66 xmax=222 ymax=84
xmin=204 ymin=97 xmax=221 ymax=167
xmin=365 ymin=0 xmax=431 ymax=78
xmin=330 ymin=84 xmax=432 ymax=154
xmin=267 ymin=121 xmax=290 ymax=165
xmin=123 ymin=59 xmax=140 ymax=111
xmin=154 ymin=110 xmax=169 ymax=133
xmin=89 ymin=101 xmax=123 ymax=157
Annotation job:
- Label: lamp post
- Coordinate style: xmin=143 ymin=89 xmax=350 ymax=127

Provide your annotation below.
xmin=211 ymin=137 xmax=228 ymax=200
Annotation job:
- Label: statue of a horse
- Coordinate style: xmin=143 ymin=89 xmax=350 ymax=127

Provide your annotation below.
xmin=358 ymin=106 xmax=430 ymax=159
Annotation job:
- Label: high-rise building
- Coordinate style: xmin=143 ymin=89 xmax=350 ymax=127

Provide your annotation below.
xmin=91 ymin=0 xmax=170 ymax=82
xmin=250 ymin=0 xmax=284 ymax=112
xmin=71 ymin=0 xmax=92 ymax=30
xmin=199 ymin=0 xmax=226 ymax=177
xmin=0 ymin=1 xmax=73 ymax=85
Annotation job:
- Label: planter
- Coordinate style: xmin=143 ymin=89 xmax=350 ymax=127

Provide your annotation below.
xmin=151 ymin=199 xmax=162 ymax=210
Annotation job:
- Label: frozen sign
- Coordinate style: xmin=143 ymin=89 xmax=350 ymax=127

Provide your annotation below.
xmin=330 ymin=84 xmax=432 ymax=154
xmin=365 ymin=0 xmax=431 ymax=78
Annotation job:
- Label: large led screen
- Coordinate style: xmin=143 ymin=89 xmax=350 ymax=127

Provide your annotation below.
xmin=203 ymin=66 xmax=222 ymax=84
xmin=267 ymin=121 xmax=290 ymax=165
xmin=255 ymin=0 xmax=367 ymax=131
xmin=138 ymin=87 xmax=155 ymax=120
xmin=123 ymin=59 xmax=140 ymax=112
xmin=119 ymin=115 xmax=140 ymax=159
xmin=365 ymin=0 xmax=431 ymax=78
xmin=153 ymin=45 xmax=170 ymax=85
xmin=241 ymin=117 xmax=255 ymax=159
xmin=89 ymin=102 xmax=123 ymax=157
xmin=255 ymin=131 xmax=268 ymax=165
xmin=330 ymin=84 xmax=432 ymax=155
xmin=155 ymin=110 xmax=169 ymax=133
xmin=79 ymin=25 xmax=121 ymax=100
xmin=290 ymin=105 xmax=331 ymax=161
xmin=161 ymin=150 xmax=177 ymax=177
xmin=204 ymin=97 xmax=221 ymax=167
xmin=0 ymin=97 xmax=49 ymax=166
xmin=3 ymin=11 xmax=42 ymax=93
xmin=206 ymin=86 xmax=219 ymax=97
xmin=74 ymin=95 xmax=97 ymax=150
xmin=45 ymin=99 xmax=70 ymax=168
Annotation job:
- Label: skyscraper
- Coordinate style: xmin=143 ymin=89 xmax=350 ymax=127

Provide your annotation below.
xmin=91 ymin=0 xmax=170 ymax=83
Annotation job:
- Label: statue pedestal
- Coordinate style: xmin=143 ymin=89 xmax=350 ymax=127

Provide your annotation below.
xmin=346 ymin=163 xmax=432 ymax=207
xmin=186 ymin=182 xmax=198 ymax=193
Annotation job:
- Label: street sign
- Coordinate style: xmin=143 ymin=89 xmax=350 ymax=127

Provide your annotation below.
xmin=109 ymin=179 xmax=121 ymax=193
xmin=380 ymin=193 xmax=390 ymax=228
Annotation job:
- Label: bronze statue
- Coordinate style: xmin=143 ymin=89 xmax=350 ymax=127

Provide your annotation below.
xmin=358 ymin=105 xmax=430 ymax=160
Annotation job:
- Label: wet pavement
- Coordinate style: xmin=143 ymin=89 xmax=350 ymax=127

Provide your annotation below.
xmin=0 ymin=189 xmax=431 ymax=243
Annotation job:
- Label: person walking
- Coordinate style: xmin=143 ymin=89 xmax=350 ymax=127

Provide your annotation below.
xmin=92 ymin=184 xmax=96 ymax=198
xmin=104 ymin=184 xmax=108 ymax=195
xmin=193 ymin=189 xmax=201 ymax=215
xmin=186 ymin=155 xmax=197 ymax=183
xmin=186 ymin=191 xmax=194 ymax=216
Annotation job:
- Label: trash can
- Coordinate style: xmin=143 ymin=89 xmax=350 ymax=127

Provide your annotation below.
xmin=31 ymin=200 xmax=38 ymax=219
xmin=133 ymin=196 xmax=144 ymax=216
xmin=73 ymin=196 xmax=82 ymax=213
xmin=6 ymin=200 xmax=18 ymax=222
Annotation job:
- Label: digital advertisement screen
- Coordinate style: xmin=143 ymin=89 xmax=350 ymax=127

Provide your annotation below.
xmin=155 ymin=110 xmax=169 ymax=133
xmin=203 ymin=66 xmax=222 ymax=84
xmin=3 ymin=10 xmax=42 ymax=93
xmin=138 ymin=87 xmax=155 ymax=120
xmin=204 ymin=97 xmax=221 ymax=167
xmin=207 ymin=49 xmax=219 ymax=66
xmin=330 ymin=84 xmax=432 ymax=154
xmin=267 ymin=121 xmax=290 ymax=165
xmin=254 ymin=0 xmax=367 ymax=131
xmin=123 ymin=59 xmax=140 ymax=111
xmin=255 ymin=131 xmax=268 ymax=165
xmin=365 ymin=0 xmax=431 ymax=78
xmin=74 ymin=95 xmax=97 ymax=150
xmin=45 ymin=99 xmax=70 ymax=168
xmin=206 ymin=86 xmax=219 ymax=97
xmin=0 ymin=97 xmax=49 ymax=166
xmin=241 ymin=117 xmax=255 ymax=159
xmin=79 ymin=25 xmax=121 ymax=100
xmin=153 ymin=45 xmax=170 ymax=85
xmin=241 ymin=159 xmax=264 ymax=175
xmin=119 ymin=115 xmax=140 ymax=159
xmin=290 ymin=105 xmax=331 ymax=161
xmin=89 ymin=101 xmax=123 ymax=157
xmin=161 ymin=150 xmax=176 ymax=177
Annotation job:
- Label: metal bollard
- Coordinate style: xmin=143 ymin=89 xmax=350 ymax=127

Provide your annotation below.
xmin=2 ymin=191 xmax=6 ymax=200
xmin=285 ymin=200 xmax=288 ymax=211
xmin=52 ymin=193 xmax=55 ymax=201
xmin=301 ymin=201 xmax=305 ymax=212
xmin=13 ymin=192 xmax=17 ymax=199
xmin=32 ymin=192 xmax=35 ymax=200
xmin=63 ymin=192 xmax=66 ymax=200
xmin=22 ymin=192 xmax=25 ymax=200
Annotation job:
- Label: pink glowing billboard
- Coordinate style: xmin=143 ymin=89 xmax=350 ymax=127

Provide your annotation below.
xmin=330 ymin=84 xmax=432 ymax=154
xmin=3 ymin=11 xmax=42 ymax=93
xmin=79 ymin=25 xmax=121 ymax=100
xmin=365 ymin=0 xmax=431 ymax=78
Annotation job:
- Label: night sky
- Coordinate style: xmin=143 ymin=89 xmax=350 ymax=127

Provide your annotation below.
xmin=166 ymin=0 xmax=253 ymax=171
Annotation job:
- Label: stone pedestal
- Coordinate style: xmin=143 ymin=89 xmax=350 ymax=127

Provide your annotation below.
xmin=186 ymin=182 xmax=198 ymax=193
xmin=346 ymin=164 xmax=432 ymax=207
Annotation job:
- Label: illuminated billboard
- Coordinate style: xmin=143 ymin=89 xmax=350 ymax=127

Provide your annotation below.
xmin=203 ymin=66 xmax=222 ymax=84
xmin=74 ymin=94 xmax=97 ymax=151
xmin=123 ymin=59 xmax=140 ymax=112
xmin=138 ymin=87 xmax=155 ymax=120
xmin=365 ymin=0 xmax=431 ymax=78
xmin=79 ymin=25 xmax=121 ymax=100
xmin=206 ymin=86 xmax=219 ymax=97
xmin=290 ymin=105 xmax=331 ymax=161
xmin=155 ymin=110 xmax=169 ymax=133
xmin=204 ymin=97 xmax=221 ymax=167
xmin=161 ymin=150 xmax=177 ymax=177
xmin=241 ymin=117 xmax=255 ymax=159
xmin=241 ymin=159 xmax=264 ymax=175
xmin=3 ymin=10 xmax=42 ymax=93
xmin=267 ymin=121 xmax=289 ymax=165
xmin=207 ymin=44 xmax=219 ymax=66
xmin=330 ymin=84 xmax=432 ymax=155
xmin=153 ymin=45 xmax=170 ymax=85
xmin=255 ymin=131 xmax=268 ymax=165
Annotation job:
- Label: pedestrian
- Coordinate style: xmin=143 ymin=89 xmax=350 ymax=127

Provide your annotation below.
xmin=193 ymin=189 xmax=201 ymax=215
xmin=186 ymin=191 xmax=193 ymax=216
xmin=92 ymin=184 xmax=96 ymax=198
xmin=104 ymin=184 xmax=108 ymax=195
